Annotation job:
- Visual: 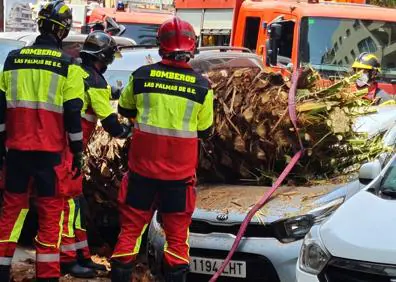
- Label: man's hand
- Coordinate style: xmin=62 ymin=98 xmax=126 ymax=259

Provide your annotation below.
xmin=72 ymin=152 xmax=84 ymax=179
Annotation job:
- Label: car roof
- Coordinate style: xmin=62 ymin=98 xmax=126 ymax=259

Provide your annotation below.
xmin=109 ymin=46 xmax=264 ymax=72
xmin=0 ymin=32 xmax=39 ymax=45
xmin=0 ymin=32 xmax=136 ymax=47
xmin=65 ymin=34 xmax=136 ymax=46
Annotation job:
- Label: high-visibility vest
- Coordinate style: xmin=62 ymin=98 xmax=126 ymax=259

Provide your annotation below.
xmin=119 ymin=62 xmax=214 ymax=180
xmin=0 ymin=46 xmax=85 ymax=152
xmin=81 ymin=66 xmax=114 ymax=147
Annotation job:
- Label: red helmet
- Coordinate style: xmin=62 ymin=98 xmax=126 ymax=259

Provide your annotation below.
xmin=157 ymin=17 xmax=196 ymax=59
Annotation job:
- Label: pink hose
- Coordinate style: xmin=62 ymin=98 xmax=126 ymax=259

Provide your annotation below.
xmin=209 ymin=70 xmax=303 ymax=282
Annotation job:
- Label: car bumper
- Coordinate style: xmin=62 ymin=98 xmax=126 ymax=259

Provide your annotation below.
xmin=148 ymin=216 xmax=301 ymax=282
xmin=296 ymin=259 xmax=320 ymax=282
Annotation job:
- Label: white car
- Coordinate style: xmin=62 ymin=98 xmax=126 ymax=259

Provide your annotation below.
xmin=297 ymin=148 xmax=396 ymax=281
xmin=148 ymin=106 xmax=396 ymax=282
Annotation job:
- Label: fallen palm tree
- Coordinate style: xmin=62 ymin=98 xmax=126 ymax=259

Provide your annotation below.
xmin=198 ymin=67 xmax=388 ymax=184
xmin=83 ymin=67 xmax=393 ymax=244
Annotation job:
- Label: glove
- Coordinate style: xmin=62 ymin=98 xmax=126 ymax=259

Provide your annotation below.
xmin=72 ymin=152 xmax=84 ymax=180
xmin=118 ymin=124 xmax=133 ymax=139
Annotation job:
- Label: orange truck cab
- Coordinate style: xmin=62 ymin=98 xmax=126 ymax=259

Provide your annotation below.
xmin=175 ymin=0 xmax=396 ymax=94
xmin=88 ymin=6 xmax=173 ymax=45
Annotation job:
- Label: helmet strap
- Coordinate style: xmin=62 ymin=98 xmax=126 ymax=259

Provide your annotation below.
xmin=56 ymin=27 xmax=69 ymax=41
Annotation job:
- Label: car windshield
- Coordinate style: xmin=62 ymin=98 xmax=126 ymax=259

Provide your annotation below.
xmin=380 ymin=157 xmax=396 ymax=192
xmin=104 ymin=49 xmax=161 ymax=87
xmin=299 ymin=17 xmax=396 ymax=81
xmin=104 ymin=70 xmax=132 ymax=88
xmin=120 ymin=23 xmax=160 ymax=45
xmin=0 ymin=39 xmax=25 ymax=68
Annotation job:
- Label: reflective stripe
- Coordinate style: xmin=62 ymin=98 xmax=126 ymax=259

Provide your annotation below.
xmin=69 ymin=132 xmax=83 ymax=141
xmin=57 ymin=210 xmax=64 ymax=248
xmin=61 ymin=243 xmax=76 ymax=252
xmin=82 ymin=113 xmax=97 ymax=123
xmin=133 ymin=224 xmax=148 ymax=255
xmin=112 ymin=253 xmax=135 ymax=259
xmin=111 ymin=224 xmax=148 ymax=259
xmin=182 ymin=100 xmax=195 ymax=131
xmin=7 ymin=101 xmax=63 ymax=113
xmin=66 ymin=199 xmax=75 ymax=238
xmin=35 ymin=236 xmax=57 ymax=248
xmin=36 ymin=253 xmax=59 ymax=263
xmin=11 ymin=70 xmax=18 ymax=102
xmin=140 ymin=93 xmax=150 ymax=124
xmin=9 ymin=209 xmax=29 ymax=243
xmin=164 ymin=249 xmax=190 ymax=264
xmin=164 ymin=227 xmax=190 ymax=264
xmin=136 ymin=123 xmax=197 ymax=138
xmin=75 ymin=206 xmax=85 ymax=231
xmin=75 ymin=240 xmax=88 ymax=250
xmin=48 ymin=73 xmax=60 ymax=104
xmin=0 ymin=257 xmax=12 ymax=266
xmin=0 ymin=124 xmax=5 ymax=132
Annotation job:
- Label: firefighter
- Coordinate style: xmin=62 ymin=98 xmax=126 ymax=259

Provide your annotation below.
xmin=111 ymin=17 xmax=214 ymax=282
xmin=0 ymin=1 xmax=85 ymax=281
xmin=60 ymin=30 xmax=131 ymax=278
xmin=352 ymin=52 xmax=393 ymax=104
xmin=116 ymin=1 xmax=125 ymax=11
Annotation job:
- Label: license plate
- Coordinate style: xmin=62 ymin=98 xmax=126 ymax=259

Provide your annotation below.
xmin=190 ymin=256 xmax=247 ymax=278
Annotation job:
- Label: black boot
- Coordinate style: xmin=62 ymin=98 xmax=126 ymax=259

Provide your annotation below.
xmin=0 ymin=265 xmax=10 ymax=282
xmin=36 ymin=278 xmax=59 ymax=282
xmin=110 ymin=260 xmax=133 ymax=282
xmin=61 ymin=261 xmax=96 ymax=278
xmin=78 ymin=257 xmax=107 ymax=271
xmin=164 ymin=264 xmax=189 ymax=282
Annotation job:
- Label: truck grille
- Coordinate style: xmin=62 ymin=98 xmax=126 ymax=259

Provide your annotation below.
xmin=188 ymin=248 xmax=280 ymax=282
xmin=320 ymin=257 xmax=396 ymax=282
xmin=189 ymin=220 xmax=275 ymax=238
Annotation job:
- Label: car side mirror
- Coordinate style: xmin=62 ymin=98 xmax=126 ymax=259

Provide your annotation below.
xmin=359 ymin=159 xmax=381 ymax=185
xmin=265 ymin=23 xmax=282 ymax=66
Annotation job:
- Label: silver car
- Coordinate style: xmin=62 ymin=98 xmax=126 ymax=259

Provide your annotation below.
xmin=147 ymin=105 xmax=396 ymax=282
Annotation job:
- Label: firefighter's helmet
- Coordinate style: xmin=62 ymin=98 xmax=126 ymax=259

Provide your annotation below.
xmin=157 ymin=17 xmax=197 ymax=60
xmin=352 ymin=52 xmax=381 ymax=72
xmin=117 ymin=1 xmax=125 ymax=11
xmin=38 ymin=0 xmax=72 ymax=40
xmin=80 ymin=31 xmax=119 ymax=65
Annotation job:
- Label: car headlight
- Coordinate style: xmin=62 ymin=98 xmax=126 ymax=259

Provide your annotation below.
xmin=273 ymin=214 xmax=315 ymax=243
xmin=299 ymin=225 xmax=331 ymax=275
xmin=308 ymin=197 xmax=345 ymax=224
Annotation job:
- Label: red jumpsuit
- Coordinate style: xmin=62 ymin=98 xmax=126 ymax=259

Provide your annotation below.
xmin=0 ymin=35 xmax=85 ymax=280
xmin=60 ymin=64 xmax=128 ymax=265
xmin=113 ymin=59 xmax=214 ymax=269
